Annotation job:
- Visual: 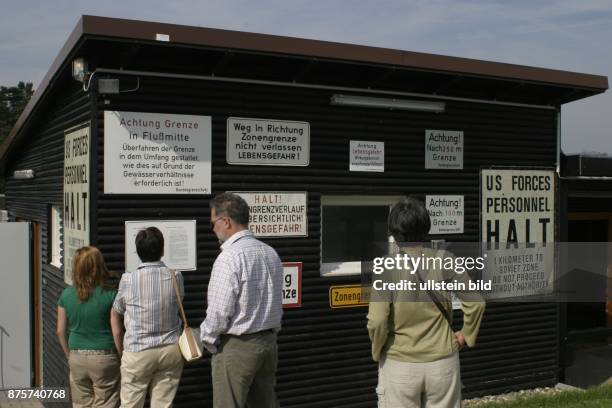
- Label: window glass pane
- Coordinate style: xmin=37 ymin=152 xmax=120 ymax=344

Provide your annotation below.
xmin=322 ymin=205 xmax=389 ymax=263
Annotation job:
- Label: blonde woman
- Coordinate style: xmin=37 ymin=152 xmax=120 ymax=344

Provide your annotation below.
xmin=56 ymin=246 xmax=122 ymax=408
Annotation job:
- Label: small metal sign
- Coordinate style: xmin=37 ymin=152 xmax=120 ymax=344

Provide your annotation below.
xmin=426 ymin=195 xmax=464 ymax=234
xmin=227 ymin=117 xmax=310 ymax=166
xmin=350 ymin=140 xmax=384 ymax=172
xmin=329 ymin=285 xmax=371 ymax=308
xmin=234 ymin=191 xmax=308 ymax=237
xmin=282 ymin=262 xmax=302 ymax=308
xmin=425 ymin=129 xmax=463 ymax=170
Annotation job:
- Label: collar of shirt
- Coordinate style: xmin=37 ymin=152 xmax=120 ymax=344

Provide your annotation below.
xmin=137 ymin=260 xmax=167 ymax=270
xmin=220 ymin=229 xmax=254 ymax=251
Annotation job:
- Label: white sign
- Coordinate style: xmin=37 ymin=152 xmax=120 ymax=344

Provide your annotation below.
xmin=425 ymin=130 xmax=463 ymax=169
xmin=283 ymin=262 xmax=302 ymax=308
xmin=481 ymin=169 xmax=555 ymax=298
xmin=125 ymin=220 xmax=197 ymax=272
xmin=426 ymin=195 xmax=464 ymax=234
xmin=226 ymin=117 xmax=310 ymax=166
xmin=64 ymin=125 xmax=90 ymax=284
xmin=234 ymin=192 xmax=308 ymax=237
xmin=104 ymin=111 xmax=212 ymax=194
xmin=481 ymin=170 xmax=554 ymax=244
xmin=350 ymin=140 xmax=384 ymax=172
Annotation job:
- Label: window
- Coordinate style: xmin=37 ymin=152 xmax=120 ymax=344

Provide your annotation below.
xmin=50 ymin=205 xmax=62 ymax=268
xmin=320 ymin=195 xmax=402 ymax=276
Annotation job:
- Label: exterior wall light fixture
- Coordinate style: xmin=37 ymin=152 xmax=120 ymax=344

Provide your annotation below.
xmin=72 ymin=58 xmax=89 ymax=83
xmin=13 ymin=169 xmax=35 ymax=179
xmin=331 ymin=94 xmax=445 ymax=113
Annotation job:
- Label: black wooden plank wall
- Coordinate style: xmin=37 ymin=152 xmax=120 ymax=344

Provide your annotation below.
xmin=5 ymin=75 xmax=559 ymax=406
xmin=5 ymin=84 xmax=91 ymax=390
xmin=92 ymin=76 xmax=558 ymax=407
xmin=566 ymin=179 xmax=612 ymax=213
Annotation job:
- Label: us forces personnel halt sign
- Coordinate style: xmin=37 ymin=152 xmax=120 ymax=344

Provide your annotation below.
xmin=64 ymin=125 xmax=91 ymax=284
xmin=481 ymin=169 xmax=555 ymax=299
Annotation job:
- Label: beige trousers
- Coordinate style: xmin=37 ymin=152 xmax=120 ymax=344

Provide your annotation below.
xmin=377 ymin=353 xmax=461 ymax=408
xmin=211 ymin=331 xmax=279 ymax=408
xmin=120 ymin=343 xmax=184 ymax=408
xmin=68 ymin=352 xmax=120 ymax=408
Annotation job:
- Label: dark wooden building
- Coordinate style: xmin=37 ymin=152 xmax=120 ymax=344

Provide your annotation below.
xmin=0 ymin=15 xmax=608 ymax=407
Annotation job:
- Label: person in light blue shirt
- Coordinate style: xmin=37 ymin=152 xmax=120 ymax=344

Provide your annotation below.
xmin=112 ymin=226 xmax=184 ymax=408
xmin=201 ymin=193 xmax=283 ymax=408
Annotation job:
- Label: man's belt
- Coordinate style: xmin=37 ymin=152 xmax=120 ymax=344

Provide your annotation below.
xmin=225 ymin=328 xmax=274 ymax=338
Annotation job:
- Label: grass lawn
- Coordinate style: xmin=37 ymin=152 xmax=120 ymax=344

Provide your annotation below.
xmin=466 ymin=384 xmax=612 ymax=407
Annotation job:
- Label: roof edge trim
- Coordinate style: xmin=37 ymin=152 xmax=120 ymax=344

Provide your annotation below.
xmin=79 ymin=15 xmax=609 ymax=91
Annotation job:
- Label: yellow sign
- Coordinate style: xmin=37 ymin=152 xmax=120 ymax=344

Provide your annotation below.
xmin=329 ymin=285 xmax=371 ymax=308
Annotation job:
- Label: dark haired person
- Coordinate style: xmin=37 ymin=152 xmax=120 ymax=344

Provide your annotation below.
xmin=367 ymin=197 xmax=485 ymax=408
xmin=112 ymin=226 xmax=184 ymax=408
xmin=56 ymin=246 xmax=120 ymax=408
xmin=200 ymin=192 xmax=283 ymax=408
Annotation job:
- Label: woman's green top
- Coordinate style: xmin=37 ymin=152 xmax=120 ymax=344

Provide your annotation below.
xmin=58 ymin=286 xmax=117 ymax=350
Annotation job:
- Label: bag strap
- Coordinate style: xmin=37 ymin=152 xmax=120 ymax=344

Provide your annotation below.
xmin=415 ymin=266 xmax=453 ymax=328
xmin=170 ymin=269 xmax=188 ymax=330
xmin=401 ymin=249 xmax=453 ymax=328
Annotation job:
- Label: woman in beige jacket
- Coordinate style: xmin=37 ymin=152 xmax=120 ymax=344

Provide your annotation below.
xmin=367 ymin=197 xmax=485 ymax=408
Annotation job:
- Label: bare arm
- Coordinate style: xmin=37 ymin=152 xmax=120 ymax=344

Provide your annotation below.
xmin=110 ymin=308 xmax=124 ymax=357
xmin=56 ymin=306 xmax=70 ymax=358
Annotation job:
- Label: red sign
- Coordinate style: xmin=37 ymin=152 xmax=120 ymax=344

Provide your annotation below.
xmin=282 ymin=262 xmax=302 ymax=308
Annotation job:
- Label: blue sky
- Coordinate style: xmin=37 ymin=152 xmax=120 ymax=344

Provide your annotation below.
xmin=1 ymin=0 xmax=610 ymax=155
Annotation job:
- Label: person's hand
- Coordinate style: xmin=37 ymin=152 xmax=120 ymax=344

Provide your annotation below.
xmin=454 ymin=331 xmax=466 ymax=350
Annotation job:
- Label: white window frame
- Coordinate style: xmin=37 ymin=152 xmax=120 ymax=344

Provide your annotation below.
xmin=320 ymin=195 xmax=402 ymax=277
xmin=50 ymin=205 xmax=62 ymax=268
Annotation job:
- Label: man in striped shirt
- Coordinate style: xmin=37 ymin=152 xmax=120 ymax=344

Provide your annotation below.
xmin=201 ymin=193 xmax=283 ymax=408
xmin=112 ymin=226 xmax=184 ymax=408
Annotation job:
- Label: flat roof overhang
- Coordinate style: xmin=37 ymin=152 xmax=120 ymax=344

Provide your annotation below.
xmin=1 ymin=15 xmax=608 ymax=169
